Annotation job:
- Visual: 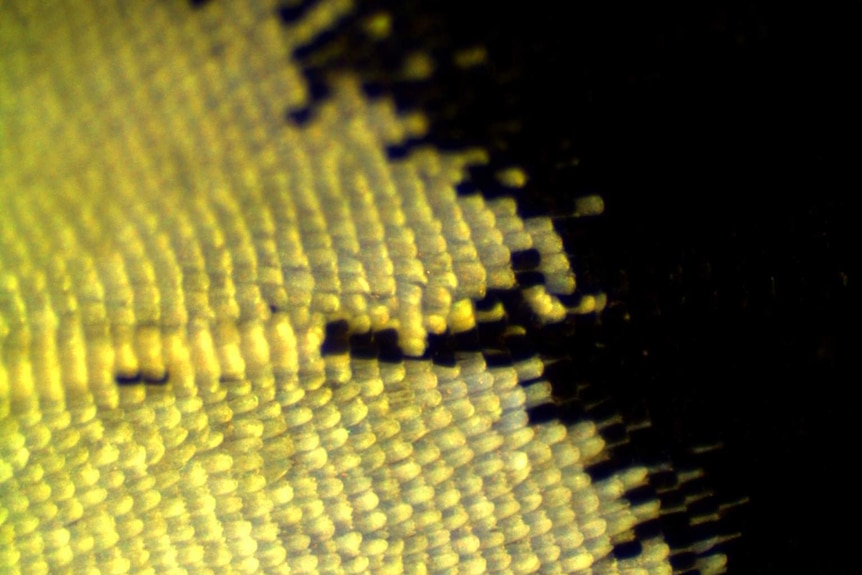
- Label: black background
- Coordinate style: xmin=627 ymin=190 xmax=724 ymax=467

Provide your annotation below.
xmin=274 ymin=0 xmax=859 ymax=572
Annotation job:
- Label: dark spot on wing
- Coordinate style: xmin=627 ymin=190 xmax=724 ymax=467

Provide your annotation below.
xmin=286 ymin=106 xmax=314 ymax=126
xmin=612 ymin=540 xmax=642 ymax=560
xmin=275 ymin=2 xmax=314 ymax=24
xmin=509 ymin=249 xmax=540 ymax=272
xmin=115 ymin=372 xmax=143 ymax=385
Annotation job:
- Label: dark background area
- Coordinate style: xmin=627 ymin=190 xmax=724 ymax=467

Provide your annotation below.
xmin=273 ymin=0 xmax=859 ymax=572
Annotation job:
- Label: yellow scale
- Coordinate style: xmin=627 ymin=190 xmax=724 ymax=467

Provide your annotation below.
xmin=0 ymin=1 xmax=725 ymax=573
